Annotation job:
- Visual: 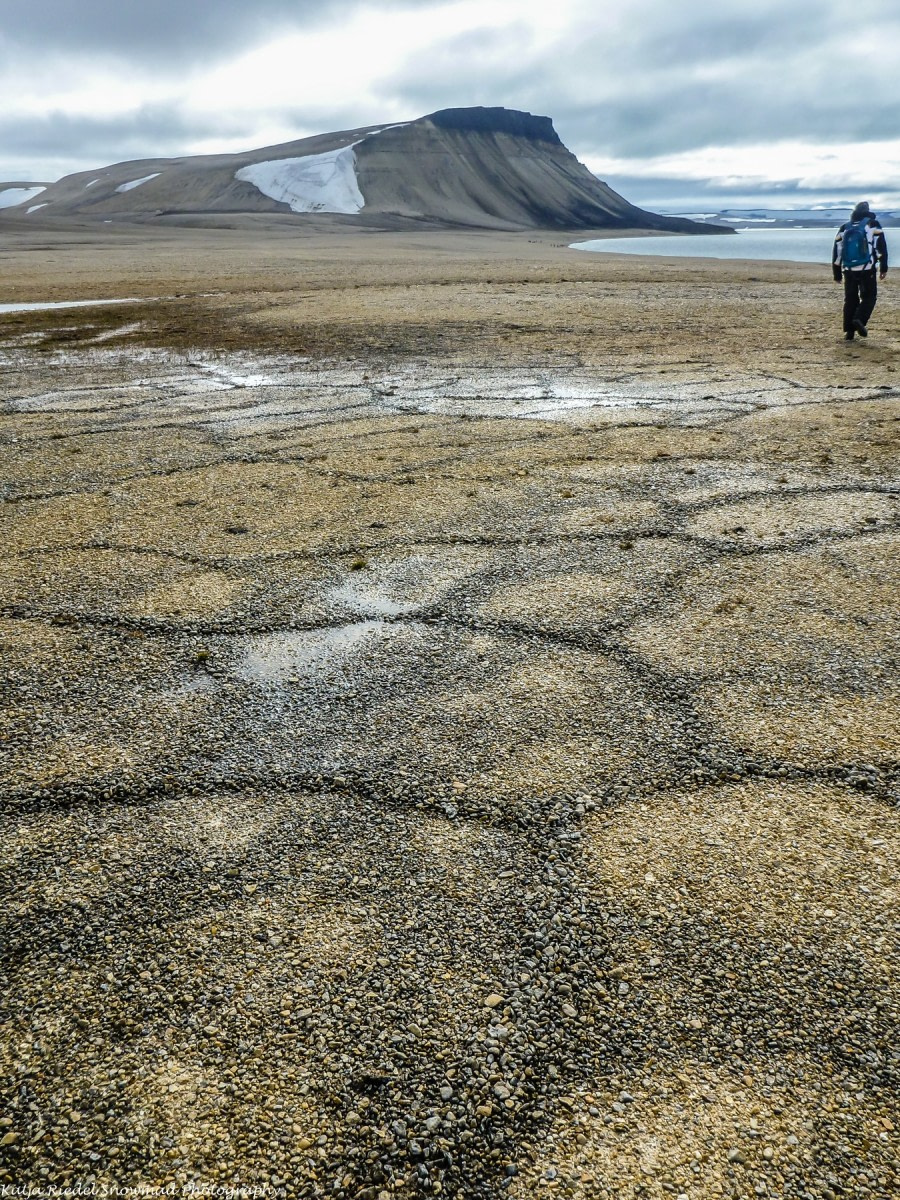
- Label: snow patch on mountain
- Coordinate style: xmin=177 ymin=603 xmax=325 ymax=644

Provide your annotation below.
xmin=237 ymin=146 xmax=364 ymax=214
xmin=235 ymin=125 xmax=408 ymax=215
xmin=115 ymin=173 xmax=161 ymax=193
xmin=0 ymin=186 xmax=46 ymax=209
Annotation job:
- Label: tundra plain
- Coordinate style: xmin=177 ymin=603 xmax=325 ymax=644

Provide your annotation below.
xmin=1 ymin=221 xmax=898 ymax=1199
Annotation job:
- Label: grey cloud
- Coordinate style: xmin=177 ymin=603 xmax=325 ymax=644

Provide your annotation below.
xmin=378 ymin=28 xmax=545 ymax=122
xmin=382 ymin=0 xmax=899 ymax=161
xmin=552 ymin=76 xmax=893 ymax=160
xmin=602 ymin=175 xmax=883 ymax=212
xmin=274 ymin=106 xmax=405 ymax=141
xmin=619 ymin=1 xmax=830 ymax=71
xmin=0 ymin=0 xmax=441 ymax=61
xmin=0 ymin=101 xmax=411 ymax=181
xmin=0 ymin=106 xmax=256 ymax=179
xmin=3 ymin=0 xmax=899 ymax=188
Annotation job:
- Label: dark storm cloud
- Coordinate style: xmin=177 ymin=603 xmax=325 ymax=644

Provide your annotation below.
xmin=0 ymin=0 xmax=438 ymax=61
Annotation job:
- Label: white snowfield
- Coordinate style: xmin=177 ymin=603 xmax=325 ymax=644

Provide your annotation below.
xmin=26 ymin=204 xmax=48 ymax=214
xmin=115 ymin=173 xmax=162 ymax=194
xmin=235 ymin=125 xmax=407 ymax=215
xmin=0 ymin=186 xmax=46 ymax=209
xmin=237 ymin=145 xmax=364 ymax=214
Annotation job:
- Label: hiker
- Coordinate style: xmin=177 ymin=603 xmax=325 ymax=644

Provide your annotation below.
xmin=832 ymin=201 xmax=888 ymax=340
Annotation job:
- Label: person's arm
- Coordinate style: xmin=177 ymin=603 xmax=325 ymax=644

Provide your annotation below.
xmin=833 ymin=227 xmax=844 ymax=281
xmin=873 ymin=223 xmax=888 ymax=277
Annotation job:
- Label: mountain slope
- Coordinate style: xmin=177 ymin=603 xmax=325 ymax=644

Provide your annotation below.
xmin=0 ymin=107 xmax=717 ymax=233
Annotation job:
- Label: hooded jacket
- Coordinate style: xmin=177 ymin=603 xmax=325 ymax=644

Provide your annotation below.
xmin=833 ymin=203 xmax=888 ymax=279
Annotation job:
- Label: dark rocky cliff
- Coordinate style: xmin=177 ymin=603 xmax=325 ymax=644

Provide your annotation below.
xmin=427 ymin=107 xmax=562 ymax=145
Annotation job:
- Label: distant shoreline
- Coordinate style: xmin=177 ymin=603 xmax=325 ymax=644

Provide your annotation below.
xmin=571 ymin=225 xmax=839 ymax=265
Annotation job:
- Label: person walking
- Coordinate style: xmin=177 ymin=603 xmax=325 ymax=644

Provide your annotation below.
xmin=833 ymin=201 xmax=888 ymax=340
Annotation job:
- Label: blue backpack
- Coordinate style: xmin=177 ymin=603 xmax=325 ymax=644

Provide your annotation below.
xmin=841 ymin=219 xmax=871 ymax=269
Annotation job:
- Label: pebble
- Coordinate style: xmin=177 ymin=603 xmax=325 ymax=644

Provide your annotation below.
xmin=2 ymin=344 xmax=897 ymax=1198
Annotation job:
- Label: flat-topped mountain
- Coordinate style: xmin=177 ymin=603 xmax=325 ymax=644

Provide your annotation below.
xmin=0 ymin=107 xmax=716 ymax=233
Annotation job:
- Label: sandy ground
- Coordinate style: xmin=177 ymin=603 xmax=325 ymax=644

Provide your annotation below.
xmin=0 ymin=221 xmax=898 ymax=1199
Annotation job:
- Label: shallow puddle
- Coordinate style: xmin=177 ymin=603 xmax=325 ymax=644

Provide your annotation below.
xmin=375 ymin=368 xmax=745 ymax=422
xmin=0 ymin=298 xmax=147 ymax=313
xmin=238 ymin=621 xmax=393 ymax=682
xmin=327 ymin=579 xmax=418 ymax=617
xmin=0 ymin=349 xmax=845 ymax=436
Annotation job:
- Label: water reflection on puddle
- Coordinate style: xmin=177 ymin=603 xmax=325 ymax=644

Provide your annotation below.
xmin=327 ymin=580 xmax=417 ymax=617
xmin=239 ymin=621 xmax=392 ymax=682
xmin=375 ymin=374 xmax=694 ymax=420
xmin=0 ymin=298 xmax=147 ymax=314
xmin=0 ymin=349 xmax=767 ymax=435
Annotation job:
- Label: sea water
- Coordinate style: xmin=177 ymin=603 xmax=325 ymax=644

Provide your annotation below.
xmin=571 ymin=226 xmax=837 ymax=265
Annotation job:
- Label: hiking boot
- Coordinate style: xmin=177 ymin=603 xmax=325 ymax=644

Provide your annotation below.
xmin=844 ymin=331 xmax=855 ymax=340
xmin=853 ymin=318 xmax=868 ymax=337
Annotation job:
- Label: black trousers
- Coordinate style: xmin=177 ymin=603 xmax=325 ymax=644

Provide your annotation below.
xmin=843 ymin=269 xmax=878 ymax=331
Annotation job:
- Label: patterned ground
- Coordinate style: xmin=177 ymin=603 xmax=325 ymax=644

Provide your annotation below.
xmin=0 ymin=232 xmax=898 ymax=1198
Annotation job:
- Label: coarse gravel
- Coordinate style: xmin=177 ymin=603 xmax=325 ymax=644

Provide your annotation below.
xmin=1 ymin=235 xmax=898 ymax=1199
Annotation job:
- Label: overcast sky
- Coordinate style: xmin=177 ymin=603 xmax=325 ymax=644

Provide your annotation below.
xmin=1 ymin=0 xmax=898 ymax=208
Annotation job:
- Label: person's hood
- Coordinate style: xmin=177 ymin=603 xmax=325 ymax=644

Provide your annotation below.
xmin=851 ymin=201 xmax=873 ymax=222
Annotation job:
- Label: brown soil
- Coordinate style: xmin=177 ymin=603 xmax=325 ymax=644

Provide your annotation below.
xmin=0 ymin=219 xmax=890 ymax=367
xmin=0 ymin=221 xmax=898 ymax=1198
